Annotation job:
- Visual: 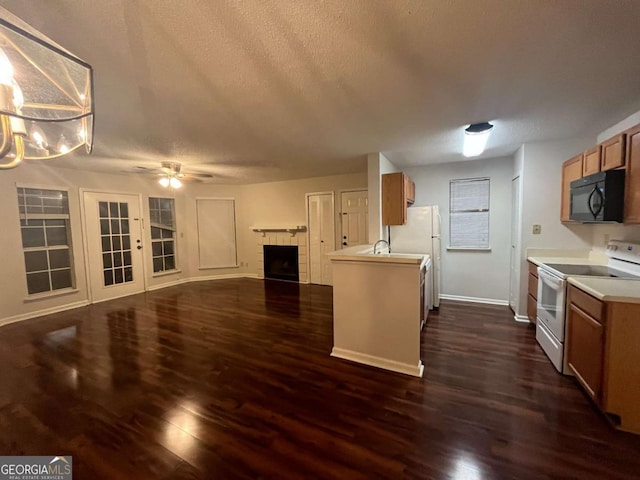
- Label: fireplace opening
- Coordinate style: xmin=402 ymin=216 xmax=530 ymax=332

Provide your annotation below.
xmin=263 ymin=245 xmax=299 ymax=282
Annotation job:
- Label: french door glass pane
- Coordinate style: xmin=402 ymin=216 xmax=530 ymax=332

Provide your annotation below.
xmin=99 ymin=201 xmax=134 ymax=286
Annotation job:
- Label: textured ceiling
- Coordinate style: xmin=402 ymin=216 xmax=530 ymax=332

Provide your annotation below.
xmin=2 ymin=0 xmax=640 ymax=183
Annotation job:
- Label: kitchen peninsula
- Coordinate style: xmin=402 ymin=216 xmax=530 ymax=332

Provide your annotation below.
xmin=327 ymin=245 xmax=431 ymax=377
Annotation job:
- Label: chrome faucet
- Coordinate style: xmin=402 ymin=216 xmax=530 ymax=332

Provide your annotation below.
xmin=373 ymin=239 xmax=390 ymax=254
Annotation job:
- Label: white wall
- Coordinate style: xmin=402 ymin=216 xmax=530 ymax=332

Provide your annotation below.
xmin=367 ymin=152 xmax=398 ymax=242
xmin=514 ymin=137 xmax=595 ymax=317
xmin=405 ymin=156 xmax=514 ymax=304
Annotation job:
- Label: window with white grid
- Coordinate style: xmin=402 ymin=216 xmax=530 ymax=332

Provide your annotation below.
xmin=17 ymin=187 xmax=75 ymax=295
xmin=449 ymin=178 xmax=490 ymax=249
xmin=149 ymin=197 xmax=177 ymax=273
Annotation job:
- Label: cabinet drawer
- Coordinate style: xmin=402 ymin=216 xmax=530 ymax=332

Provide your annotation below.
xmin=528 ymin=261 xmax=538 ymax=277
xmin=568 ymin=285 xmax=604 ymax=323
xmin=528 ymin=273 xmax=538 ymax=298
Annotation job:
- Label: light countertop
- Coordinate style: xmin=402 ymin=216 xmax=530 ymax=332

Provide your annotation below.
xmin=527 ymin=256 xmax=607 ymax=267
xmin=527 ymin=249 xmax=640 ymax=303
xmin=328 ymin=245 xmax=430 ymax=267
xmin=567 ymin=277 xmax=640 ymax=304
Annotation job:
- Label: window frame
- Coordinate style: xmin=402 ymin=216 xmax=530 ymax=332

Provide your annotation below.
xmin=148 ymin=196 xmax=178 ymax=274
xmin=448 ymin=177 xmax=491 ymax=251
xmin=16 ymin=185 xmax=76 ymax=296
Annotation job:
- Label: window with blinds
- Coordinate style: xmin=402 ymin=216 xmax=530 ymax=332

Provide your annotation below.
xmin=16 ymin=187 xmax=75 ymax=294
xmin=149 ymin=197 xmax=177 ymax=273
xmin=449 ymin=178 xmax=490 ymax=249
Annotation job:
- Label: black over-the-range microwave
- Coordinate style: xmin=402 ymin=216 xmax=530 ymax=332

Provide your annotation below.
xmin=570 ymin=169 xmax=625 ymax=223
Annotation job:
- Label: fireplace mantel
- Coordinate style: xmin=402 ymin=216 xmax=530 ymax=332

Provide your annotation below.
xmin=251 ymin=225 xmax=307 ymax=237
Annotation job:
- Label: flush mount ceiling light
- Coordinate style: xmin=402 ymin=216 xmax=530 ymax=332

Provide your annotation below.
xmin=463 ymin=122 xmax=494 ymax=158
xmin=0 ymin=14 xmax=94 ymax=169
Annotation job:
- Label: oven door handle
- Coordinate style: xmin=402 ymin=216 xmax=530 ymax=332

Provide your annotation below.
xmin=587 ymin=186 xmax=604 ymax=219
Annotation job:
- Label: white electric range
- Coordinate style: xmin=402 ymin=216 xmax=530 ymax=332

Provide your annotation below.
xmin=535 ymin=240 xmax=640 ymax=373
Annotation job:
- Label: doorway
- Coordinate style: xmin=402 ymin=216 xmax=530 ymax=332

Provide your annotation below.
xmin=509 ymin=176 xmax=521 ymax=313
xmin=307 ymin=192 xmax=335 ymax=285
xmin=340 ymin=190 xmax=368 ymax=248
xmin=82 ymin=191 xmax=146 ymax=303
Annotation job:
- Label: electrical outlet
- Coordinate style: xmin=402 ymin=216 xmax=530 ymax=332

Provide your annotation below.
xmin=532 ymin=224 xmax=541 ymax=235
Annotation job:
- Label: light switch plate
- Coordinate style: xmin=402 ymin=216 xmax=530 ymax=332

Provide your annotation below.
xmin=532 ymin=224 xmax=541 ymax=235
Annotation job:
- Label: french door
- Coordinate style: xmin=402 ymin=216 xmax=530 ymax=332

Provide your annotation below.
xmin=83 ymin=191 xmax=146 ymax=303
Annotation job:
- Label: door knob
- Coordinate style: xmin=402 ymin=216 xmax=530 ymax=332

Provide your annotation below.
xmin=342 ymin=242 xmax=348 ymax=246
xmin=137 ymin=245 xmax=143 ymax=250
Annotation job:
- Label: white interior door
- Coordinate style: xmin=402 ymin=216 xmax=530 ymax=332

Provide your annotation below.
xmin=83 ymin=192 xmax=145 ymax=303
xmin=340 ymin=190 xmax=368 ymax=248
xmin=509 ymin=176 xmax=521 ymax=312
xmin=308 ymin=193 xmax=335 ymax=285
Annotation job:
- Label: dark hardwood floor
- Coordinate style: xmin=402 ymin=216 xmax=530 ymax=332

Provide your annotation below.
xmin=1 ymin=279 xmax=639 ymax=479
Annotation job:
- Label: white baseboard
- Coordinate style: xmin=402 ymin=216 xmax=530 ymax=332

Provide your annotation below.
xmin=146 ymin=278 xmax=189 ymax=291
xmin=514 ymin=314 xmax=531 ymax=323
xmin=189 ymin=273 xmax=249 ymax=282
xmin=0 ymin=300 xmax=89 ymax=328
xmin=331 ymin=347 xmax=424 ymax=377
xmin=439 ymin=294 xmax=509 ymax=306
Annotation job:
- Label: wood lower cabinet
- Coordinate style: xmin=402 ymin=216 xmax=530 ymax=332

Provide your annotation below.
xmin=382 ymin=172 xmax=415 ymax=225
xmin=561 ymin=154 xmax=583 ymax=222
xmin=526 ymin=261 xmax=538 ymax=324
xmin=583 ymin=146 xmax=602 ymax=176
xmin=624 ymin=124 xmax=640 ymax=223
xmin=567 ymin=302 xmax=604 ymax=400
xmin=566 ymin=284 xmax=640 ymax=434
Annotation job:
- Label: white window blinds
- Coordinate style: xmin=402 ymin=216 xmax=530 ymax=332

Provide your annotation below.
xmin=449 ymin=178 xmax=490 ymax=249
xmin=196 ymin=198 xmax=237 ymax=268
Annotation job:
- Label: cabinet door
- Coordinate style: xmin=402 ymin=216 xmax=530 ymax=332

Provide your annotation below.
xmin=405 ymin=176 xmax=415 ymax=205
xmin=527 ymin=294 xmax=537 ymax=324
xmin=601 ymin=134 xmax=626 ymax=171
xmin=382 ymin=173 xmax=404 ymax=225
xmin=561 ymin=155 xmax=583 ymax=221
xmin=624 ymin=124 xmax=640 ymax=223
xmin=583 ymin=146 xmax=601 ymax=176
xmin=567 ymin=303 xmax=604 ymax=402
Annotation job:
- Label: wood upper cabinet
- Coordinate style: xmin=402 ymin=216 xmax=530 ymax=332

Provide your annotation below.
xmin=561 ymin=154 xmax=583 ymax=222
xmin=583 ymin=145 xmax=602 ymax=176
xmin=600 ymin=133 xmax=626 ymax=172
xmin=566 ymin=284 xmax=640 ymax=434
xmin=382 ymin=172 xmax=415 ymax=225
xmin=526 ymin=261 xmax=538 ymax=324
xmin=624 ymin=124 xmax=640 ymax=223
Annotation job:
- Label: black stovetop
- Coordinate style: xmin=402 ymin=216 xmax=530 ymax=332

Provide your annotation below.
xmin=544 ymin=263 xmax=640 ymax=278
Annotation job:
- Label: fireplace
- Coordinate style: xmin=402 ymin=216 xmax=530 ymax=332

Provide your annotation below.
xmin=263 ymin=245 xmax=299 ymax=282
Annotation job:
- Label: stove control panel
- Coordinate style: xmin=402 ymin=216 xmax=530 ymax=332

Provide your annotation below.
xmin=606 ymin=241 xmax=640 ymax=263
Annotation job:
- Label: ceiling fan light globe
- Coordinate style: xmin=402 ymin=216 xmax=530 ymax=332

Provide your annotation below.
xmin=169 ymin=177 xmax=182 ymax=189
xmin=159 ymin=177 xmax=170 ymax=187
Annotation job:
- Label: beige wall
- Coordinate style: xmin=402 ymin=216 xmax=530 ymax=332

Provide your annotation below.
xmin=240 ymin=172 xmax=368 ymax=276
xmin=0 ymin=163 xmax=366 ymax=325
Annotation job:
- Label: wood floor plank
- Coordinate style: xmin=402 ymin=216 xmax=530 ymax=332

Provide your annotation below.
xmin=1 ymin=278 xmax=640 ymax=479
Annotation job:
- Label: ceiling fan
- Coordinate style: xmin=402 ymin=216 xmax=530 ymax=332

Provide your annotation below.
xmin=129 ymin=161 xmax=214 ymax=188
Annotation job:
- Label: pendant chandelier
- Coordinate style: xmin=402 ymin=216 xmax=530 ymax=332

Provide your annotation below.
xmin=0 ymin=13 xmax=94 ymax=169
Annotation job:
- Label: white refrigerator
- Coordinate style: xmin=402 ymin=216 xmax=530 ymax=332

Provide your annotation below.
xmin=389 ymin=205 xmax=441 ymax=309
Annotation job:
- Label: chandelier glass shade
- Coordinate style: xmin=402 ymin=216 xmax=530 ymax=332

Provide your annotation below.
xmin=0 ymin=15 xmax=94 ymax=169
